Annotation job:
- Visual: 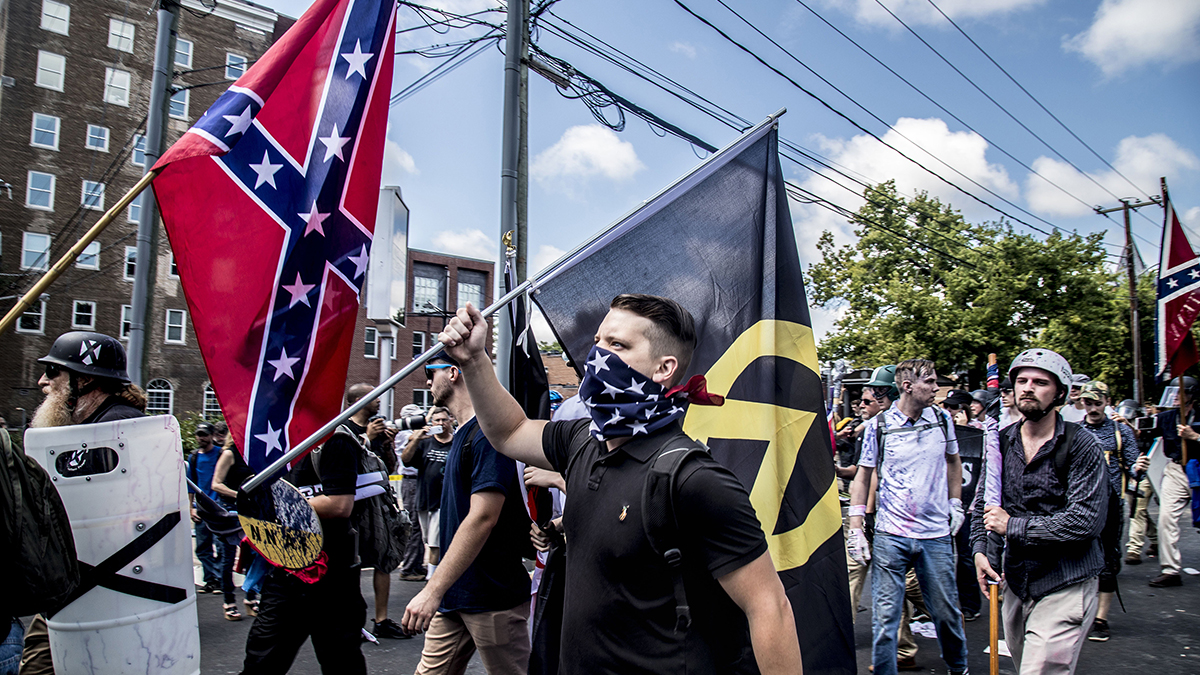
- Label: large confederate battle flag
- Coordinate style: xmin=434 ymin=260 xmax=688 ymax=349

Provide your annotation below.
xmin=1156 ymin=179 xmax=1200 ymax=381
xmin=151 ymin=0 xmax=397 ymax=475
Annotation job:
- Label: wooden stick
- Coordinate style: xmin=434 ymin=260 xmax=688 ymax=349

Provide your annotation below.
xmin=989 ymin=582 xmax=1000 ymax=675
xmin=0 ymin=169 xmax=161 ymax=336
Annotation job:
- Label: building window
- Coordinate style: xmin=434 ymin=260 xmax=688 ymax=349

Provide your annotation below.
xmin=124 ymin=246 xmax=136 ymax=281
xmin=175 ymin=38 xmax=193 ymax=68
xmin=412 ymin=262 xmax=446 ymax=313
xmin=203 ymin=385 xmax=221 ymax=420
xmin=145 ymin=379 xmax=173 ymax=415
xmin=40 ymin=0 xmax=70 ymax=35
xmin=168 ymin=253 xmax=179 ymax=278
xmin=226 ymin=53 xmax=247 ymax=79
xmin=22 ymin=232 xmax=51 ymax=271
xmin=128 ymin=194 xmax=142 ymax=224
xmin=168 ymin=88 xmax=189 ymax=120
xmin=364 ymin=326 xmax=378 ymax=358
xmin=72 ymin=300 xmax=96 ymax=330
xmin=131 ymin=134 xmax=146 ymax=166
xmin=413 ymin=389 xmax=432 ymax=409
xmin=76 ymin=241 xmax=100 ymax=269
xmin=16 ymin=299 xmax=46 ymax=334
xmin=81 ymin=181 xmax=105 ymax=211
xmin=107 ymin=19 xmax=135 ymax=53
xmin=86 ymin=124 xmax=109 ymax=152
xmin=104 ymin=68 xmax=131 ymax=106
xmin=120 ymin=304 xmax=132 ymax=338
xmin=165 ymin=309 xmax=187 ymax=344
xmin=413 ymin=331 xmax=425 ymax=358
xmin=30 ymin=113 xmax=60 ymax=150
xmin=36 ymin=51 xmax=65 ymax=91
xmin=457 ymin=269 xmax=487 ymax=310
xmin=26 ymin=171 xmax=55 ymax=211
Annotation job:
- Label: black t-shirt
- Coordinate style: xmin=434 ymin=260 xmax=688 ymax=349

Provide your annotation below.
xmin=345 ymin=419 xmax=397 ymax=475
xmin=83 ymin=395 xmax=146 ymax=424
xmin=288 ymin=432 xmax=359 ymax=569
xmin=410 ymin=435 xmax=450 ymax=512
xmin=542 ymin=419 xmax=768 ymax=675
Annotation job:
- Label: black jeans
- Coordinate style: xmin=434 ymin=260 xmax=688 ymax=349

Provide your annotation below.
xmin=240 ymin=566 xmax=367 ymax=675
xmin=955 ymin=525 xmax=981 ymax=615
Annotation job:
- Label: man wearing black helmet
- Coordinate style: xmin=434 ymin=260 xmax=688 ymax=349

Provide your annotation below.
xmin=1132 ymin=375 xmax=1200 ymax=588
xmin=21 ymin=331 xmax=147 ymax=674
xmin=971 ymin=348 xmax=1106 ymax=675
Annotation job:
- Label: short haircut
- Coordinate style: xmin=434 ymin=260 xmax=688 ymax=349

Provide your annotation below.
xmin=428 ymin=353 xmax=459 ymax=368
xmin=428 ymin=406 xmax=450 ymax=419
xmin=346 ymin=382 xmax=373 ymax=405
xmin=609 ymin=294 xmax=697 ymax=380
xmin=895 ymin=359 xmax=936 ymax=389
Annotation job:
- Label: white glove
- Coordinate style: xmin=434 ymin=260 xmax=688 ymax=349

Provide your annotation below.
xmin=848 ymin=528 xmax=871 ymax=565
xmin=949 ymin=498 xmax=965 ymax=535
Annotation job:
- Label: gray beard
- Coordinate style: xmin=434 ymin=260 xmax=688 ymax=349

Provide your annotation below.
xmin=32 ymin=387 xmax=73 ymax=428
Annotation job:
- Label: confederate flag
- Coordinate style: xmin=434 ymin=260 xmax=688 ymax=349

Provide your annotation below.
xmin=151 ymin=0 xmax=397 ymax=475
xmin=1156 ymin=178 xmax=1200 ymax=382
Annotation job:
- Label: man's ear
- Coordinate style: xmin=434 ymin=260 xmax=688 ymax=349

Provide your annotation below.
xmin=652 ymin=355 xmax=680 ymax=386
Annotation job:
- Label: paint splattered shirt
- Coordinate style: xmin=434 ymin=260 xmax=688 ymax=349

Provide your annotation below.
xmin=859 ymin=405 xmax=959 ymax=539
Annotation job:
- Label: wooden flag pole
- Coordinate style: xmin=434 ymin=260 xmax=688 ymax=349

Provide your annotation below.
xmin=989 ymin=581 xmax=1000 ymax=675
xmin=0 ymin=169 xmax=161 ymax=336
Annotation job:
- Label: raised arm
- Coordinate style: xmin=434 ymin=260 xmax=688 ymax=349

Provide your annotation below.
xmin=400 ymin=428 xmax=425 ymax=465
xmin=439 ymin=303 xmax=551 ymax=469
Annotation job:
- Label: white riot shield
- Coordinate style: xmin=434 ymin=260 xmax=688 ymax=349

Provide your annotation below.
xmin=25 ymin=415 xmax=200 ymax=675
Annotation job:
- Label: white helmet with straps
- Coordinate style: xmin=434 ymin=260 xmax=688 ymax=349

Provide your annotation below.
xmin=1009 ymin=348 xmax=1072 ymax=405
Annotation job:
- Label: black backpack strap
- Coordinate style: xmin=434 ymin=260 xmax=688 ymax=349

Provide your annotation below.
xmin=641 ymin=431 xmax=708 ymax=634
xmin=1051 ymin=423 xmax=1079 ymax=486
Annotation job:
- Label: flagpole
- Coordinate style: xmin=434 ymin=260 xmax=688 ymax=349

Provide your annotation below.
xmin=0 ymin=170 xmax=161 ymax=336
xmin=241 ymin=109 xmax=789 ymax=493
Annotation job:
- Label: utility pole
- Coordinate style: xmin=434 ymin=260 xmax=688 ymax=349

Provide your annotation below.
xmin=516 ymin=0 xmax=529 ymax=284
xmin=1096 ymin=191 xmax=1162 ymax=405
xmin=496 ymin=0 xmax=527 ymax=390
xmin=127 ymin=0 xmax=180 ymax=386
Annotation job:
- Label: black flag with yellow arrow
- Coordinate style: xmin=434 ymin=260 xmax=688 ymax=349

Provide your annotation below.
xmin=531 ymin=113 xmax=854 ymax=674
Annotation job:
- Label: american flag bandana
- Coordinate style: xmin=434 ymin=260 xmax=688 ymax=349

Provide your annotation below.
xmin=579 ymin=345 xmax=723 ymax=441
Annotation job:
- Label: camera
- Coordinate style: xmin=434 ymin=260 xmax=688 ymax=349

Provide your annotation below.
xmin=398 ymin=415 xmax=427 ymax=431
xmin=1133 ymin=416 xmax=1157 ymax=432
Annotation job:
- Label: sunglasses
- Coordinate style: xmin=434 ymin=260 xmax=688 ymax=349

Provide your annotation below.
xmin=861 ymin=398 xmax=878 ymax=405
xmin=944 ymin=403 xmax=965 ymax=411
xmin=425 ymin=364 xmax=452 ymax=379
xmin=195 ymin=432 xmax=211 ymax=438
xmin=44 ymin=364 xmax=63 ymax=379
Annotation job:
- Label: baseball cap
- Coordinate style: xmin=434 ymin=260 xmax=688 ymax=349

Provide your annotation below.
xmin=1070 ymin=373 xmax=1091 ymax=387
xmin=1079 ymin=381 xmax=1109 ymax=401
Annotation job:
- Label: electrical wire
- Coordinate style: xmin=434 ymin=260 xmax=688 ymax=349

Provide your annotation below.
xmin=390 ymin=36 xmax=498 ymax=106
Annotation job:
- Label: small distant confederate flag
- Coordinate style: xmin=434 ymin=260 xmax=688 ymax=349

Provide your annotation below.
xmin=1156 ymin=179 xmax=1200 ymax=382
xmin=151 ymin=0 xmax=397 ymax=475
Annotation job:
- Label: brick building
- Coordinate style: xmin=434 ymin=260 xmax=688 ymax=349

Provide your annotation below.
xmin=0 ymin=0 xmax=292 ymax=424
xmin=344 ymin=248 xmax=495 ymax=413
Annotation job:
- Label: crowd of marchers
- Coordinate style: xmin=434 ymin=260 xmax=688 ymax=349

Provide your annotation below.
xmin=4 ymin=313 xmax=1197 ymax=675
xmin=833 ymin=352 xmax=1196 ymax=674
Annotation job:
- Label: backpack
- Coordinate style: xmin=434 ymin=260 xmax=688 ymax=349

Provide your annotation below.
xmin=874 ymin=408 xmax=952 ymax=471
xmin=0 ymin=428 xmax=81 ymax=617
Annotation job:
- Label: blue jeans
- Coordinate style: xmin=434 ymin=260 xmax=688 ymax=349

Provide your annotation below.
xmin=872 ymin=533 xmax=967 ymax=675
xmin=0 ymin=617 xmax=23 ymax=675
xmin=195 ymin=520 xmax=222 ymax=584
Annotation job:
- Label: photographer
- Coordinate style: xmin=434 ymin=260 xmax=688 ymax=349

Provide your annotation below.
xmin=401 ymin=406 xmax=454 ymax=578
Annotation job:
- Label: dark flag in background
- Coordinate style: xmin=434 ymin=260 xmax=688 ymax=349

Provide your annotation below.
xmin=505 ymin=260 xmax=554 ymax=527
xmin=531 ymin=118 xmax=854 ymax=673
xmin=1156 ymin=179 xmax=1200 ymax=382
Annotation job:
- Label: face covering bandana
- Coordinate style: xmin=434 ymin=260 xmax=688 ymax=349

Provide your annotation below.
xmin=578 ymin=345 xmax=724 ymax=441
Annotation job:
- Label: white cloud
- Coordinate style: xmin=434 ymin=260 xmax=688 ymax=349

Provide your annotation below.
xmin=431 ymin=228 xmax=497 ymax=261
xmin=669 ymin=41 xmax=697 ymax=59
xmin=383 ymin=139 xmax=418 ymax=176
xmin=1064 ymin=0 xmax=1200 ymax=76
xmin=825 ymin=0 xmax=1043 ymax=27
xmin=1025 ymin=134 xmax=1199 ymax=217
xmin=532 ymin=244 xmax=566 ymax=274
xmin=1185 ymin=206 xmax=1200 ymax=228
xmin=531 ymin=125 xmax=645 ymax=185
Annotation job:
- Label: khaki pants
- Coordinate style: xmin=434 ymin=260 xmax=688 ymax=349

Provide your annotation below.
xmin=1158 ymin=461 xmax=1192 ymax=576
xmin=19 ymin=615 xmax=52 ymax=675
xmin=1003 ymin=577 xmax=1098 ymax=675
xmin=415 ymin=602 xmax=530 ymax=675
xmin=847 ymin=546 xmax=919 ymax=659
xmin=1126 ymin=476 xmax=1157 ymax=555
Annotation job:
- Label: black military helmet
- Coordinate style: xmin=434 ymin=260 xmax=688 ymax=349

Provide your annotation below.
xmin=1169 ymin=376 xmax=1200 ymax=396
xmin=38 ymin=331 xmax=130 ymax=383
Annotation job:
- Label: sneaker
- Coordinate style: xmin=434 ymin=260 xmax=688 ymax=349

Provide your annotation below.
xmin=1124 ymin=552 xmax=1142 ymax=566
xmin=1149 ymin=573 xmax=1183 ymax=587
xmin=1087 ymin=618 xmax=1110 ymax=642
xmin=196 ymin=581 xmax=220 ymax=594
xmin=399 ymin=573 xmax=426 ymax=582
xmin=963 ymin=610 xmax=980 ymax=622
xmin=372 ymin=618 xmax=412 ymax=640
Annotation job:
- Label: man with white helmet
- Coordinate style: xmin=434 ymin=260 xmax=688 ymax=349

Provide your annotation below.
xmin=971 ymin=348 xmax=1107 ymax=674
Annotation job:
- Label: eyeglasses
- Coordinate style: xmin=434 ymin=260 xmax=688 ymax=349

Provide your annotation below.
xmin=944 ymin=403 xmax=964 ymax=411
xmin=44 ymin=364 xmax=63 ymax=379
xmin=425 ymin=364 xmax=452 ymax=379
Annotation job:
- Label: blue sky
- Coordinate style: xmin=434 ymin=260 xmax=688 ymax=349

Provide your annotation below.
xmin=262 ymin=0 xmax=1200 ymax=341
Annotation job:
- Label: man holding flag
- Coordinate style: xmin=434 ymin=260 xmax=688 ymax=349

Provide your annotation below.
xmin=435 ymin=293 xmax=801 ymax=674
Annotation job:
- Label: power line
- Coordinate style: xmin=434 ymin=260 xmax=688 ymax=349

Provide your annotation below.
xmin=921 ymin=0 xmax=1153 ymax=202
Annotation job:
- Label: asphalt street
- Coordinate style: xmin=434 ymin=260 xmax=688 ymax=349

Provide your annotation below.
xmin=190 ymin=504 xmax=1200 ymax=674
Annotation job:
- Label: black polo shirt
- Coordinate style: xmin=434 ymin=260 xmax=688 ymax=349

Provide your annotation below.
xmin=543 ymin=419 xmax=768 ymax=675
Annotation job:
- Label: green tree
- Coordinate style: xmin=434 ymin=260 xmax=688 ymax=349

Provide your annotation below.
xmin=808 ymin=182 xmax=1130 ymax=387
